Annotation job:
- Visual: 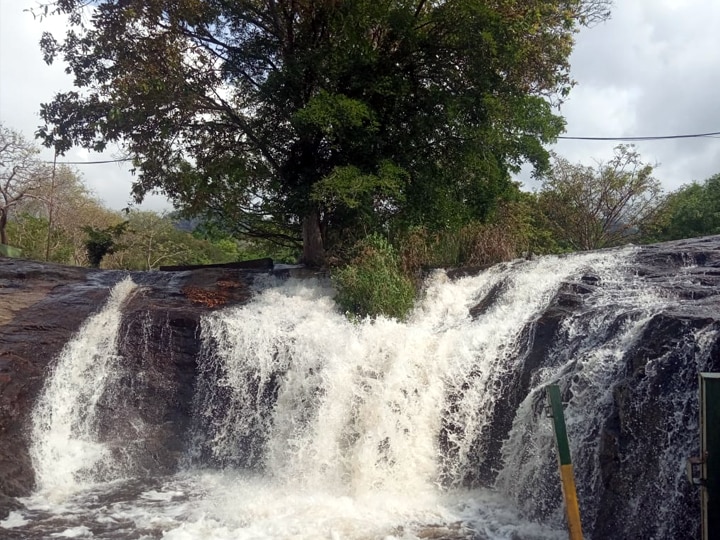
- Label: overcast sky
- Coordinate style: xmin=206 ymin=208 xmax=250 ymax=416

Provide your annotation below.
xmin=1 ymin=0 xmax=719 ymax=211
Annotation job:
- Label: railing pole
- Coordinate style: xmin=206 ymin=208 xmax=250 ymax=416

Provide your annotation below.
xmin=546 ymin=384 xmax=584 ymax=540
xmin=700 ymin=373 xmax=720 ymax=540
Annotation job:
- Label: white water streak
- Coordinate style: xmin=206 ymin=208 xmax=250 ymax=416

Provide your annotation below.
xmin=30 ymin=277 xmax=137 ymax=496
xmin=195 ymin=249 xmax=637 ymax=499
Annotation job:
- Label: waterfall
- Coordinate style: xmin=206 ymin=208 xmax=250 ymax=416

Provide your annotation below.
xmin=29 ymin=277 xmax=138 ymax=496
xmin=189 ymin=249 xmax=642 ymax=514
xmin=495 ymin=252 xmax=715 ymax=538
xmin=494 ymin=257 xmax=667 ymax=522
xmin=5 ymin=244 xmax=714 ymax=539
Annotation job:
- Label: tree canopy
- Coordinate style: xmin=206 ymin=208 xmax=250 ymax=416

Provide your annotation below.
xmin=648 ymin=173 xmax=720 ymax=241
xmin=0 ymin=123 xmax=50 ymax=247
xmin=35 ymin=0 xmax=611 ymax=265
xmin=538 ymin=145 xmax=664 ymax=251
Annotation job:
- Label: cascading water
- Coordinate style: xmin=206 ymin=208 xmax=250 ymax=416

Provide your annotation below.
xmin=192 ymin=251 xmax=632 ymax=491
xmin=1 ymin=246 xmax=714 ymax=539
xmin=495 ymin=254 xmax=716 ymax=539
xmin=180 ymin=247 xmax=642 ymax=539
xmin=29 ymin=277 xmax=138 ymax=496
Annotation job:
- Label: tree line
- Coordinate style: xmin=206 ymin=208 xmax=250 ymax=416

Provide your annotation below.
xmin=2 ymin=120 xmax=716 ymax=270
xmin=0 ymin=123 xmax=296 ymax=269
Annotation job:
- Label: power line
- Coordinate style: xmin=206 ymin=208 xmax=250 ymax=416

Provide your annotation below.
xmin=43 ymin=130 xmax=720 ymax=165
xmin=558 ymin=131 xmax=720 ymax=141
xmin=43 ymin=157 xmax=132 ymax=165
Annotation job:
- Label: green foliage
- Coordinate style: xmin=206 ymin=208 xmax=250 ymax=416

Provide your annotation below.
xmin=396 ymin=198 xmax=558 ymax=276
xmin=102 ymin=212 xmax=213 ymax=270
xmin=312 ymin=161 xmax=407 ymax=211
xmin=505 ymin=191 xmax=569 ymax=256
xmin=2 ymin=150 xmax=123 ymax=265
xmin=293 ymin=90 xmax=377 ymax=138
xmin=537 ymin=145 xmax=665 ymax=250
xmin=191 ymin=221 xmax=300 ymax=264
xmin=82 ymin=222 xmax=128 ymax=268
xmin=333 ymin=235 xmax=416 ymax=321
xmin=645 ymin=173 xmax=720 ymax=241
xmin=6 ymin=213 xmax=74 ymax=263
xmin=36 ymin=0 xmax=610 ymax=263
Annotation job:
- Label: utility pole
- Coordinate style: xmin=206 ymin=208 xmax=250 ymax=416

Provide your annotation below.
xmin=45 ymin=148 xmax=58 ymax=262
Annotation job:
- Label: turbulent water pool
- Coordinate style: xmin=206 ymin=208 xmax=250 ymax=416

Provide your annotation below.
xmin=2 ymin=473 xmax=566 ymax=539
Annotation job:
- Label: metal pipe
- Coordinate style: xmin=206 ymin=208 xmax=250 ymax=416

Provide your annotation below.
xmin=546 ymin=384 xmax=583 ymax=540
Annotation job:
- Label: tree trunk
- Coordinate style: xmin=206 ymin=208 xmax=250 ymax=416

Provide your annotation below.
xmin=0 ymin=208 xmax=7 ymax=247
xmin=301 ymin=210 xmax=325 ymax=267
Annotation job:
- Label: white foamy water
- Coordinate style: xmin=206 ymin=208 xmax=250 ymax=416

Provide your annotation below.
xmin=182 ymin=249 xmax=636 ymax=539
xmin=3 ymin=247 xmax=709 ymax=539
xmin=29 ymin=277 xmax=137 ymax=497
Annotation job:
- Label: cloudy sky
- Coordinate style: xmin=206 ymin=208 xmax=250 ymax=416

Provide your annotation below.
xmin=1 ymin=0 xmax=719 ymax=211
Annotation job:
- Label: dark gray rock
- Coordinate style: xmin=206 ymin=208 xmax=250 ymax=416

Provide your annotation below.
xmin=0 ymin=261 xmax=109 ymax=518
xmin=0 ymin=260 xmax=261 ymax=519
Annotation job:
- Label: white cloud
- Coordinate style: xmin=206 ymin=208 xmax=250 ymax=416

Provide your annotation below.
xmin=549 ymin=0 xmax=720 ymax=191
xmin=0 ymin=1 xmax=171 ymax=212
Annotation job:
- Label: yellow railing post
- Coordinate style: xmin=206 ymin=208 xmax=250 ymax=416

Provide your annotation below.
xmin=546 ymin=384 xmax=583 ymax=540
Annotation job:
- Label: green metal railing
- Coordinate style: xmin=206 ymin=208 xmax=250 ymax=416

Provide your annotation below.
xmin=697 ymin=373 xmax=720 ymax=540
xmin=546 ymin=384 xmax=583 ymax=540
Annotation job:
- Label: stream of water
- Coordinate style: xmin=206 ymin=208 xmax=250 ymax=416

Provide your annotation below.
xmin=1 ymin=247 xmax=709 ymax=539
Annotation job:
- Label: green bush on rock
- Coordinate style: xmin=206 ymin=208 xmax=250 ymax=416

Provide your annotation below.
xmin=333 ymin=235 xmax=416 ymax=321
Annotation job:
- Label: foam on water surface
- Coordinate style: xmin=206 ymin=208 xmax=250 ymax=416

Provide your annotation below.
xmin=6 ymin=247 xmax=706 ymax=539
xmin=2 ymin=472 xmax=565 ymax=540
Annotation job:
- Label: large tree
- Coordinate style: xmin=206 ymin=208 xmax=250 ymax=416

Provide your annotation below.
xmin=35 ymin=0 xmax=611 ymax=265
xmin=538 ymin=145 xmax=665 ymax=251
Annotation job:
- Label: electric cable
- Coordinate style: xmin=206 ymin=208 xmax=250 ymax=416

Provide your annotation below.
xmin=557 ymin=131 xmax=720 ymax=141
xmin=43 ymin=130 xmax=720 ymax=164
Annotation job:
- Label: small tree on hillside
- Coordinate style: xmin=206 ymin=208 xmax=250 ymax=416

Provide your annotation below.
xmin=539 ymin=145 xmax=665 ymax=250
xmin=0 ymin=124 xmax=49 ymax=247
xmin=82 ymin=222 xmax=128 ymax=267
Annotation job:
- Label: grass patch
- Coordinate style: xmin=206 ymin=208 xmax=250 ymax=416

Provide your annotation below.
xmin=333 ymin=234 xmax=416 ymax=320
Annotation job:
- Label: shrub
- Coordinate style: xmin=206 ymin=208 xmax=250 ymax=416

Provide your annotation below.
xmin=333 ymin=234 xmax=416 ymax=320
xmin=396 ymin=200 xmax=566 ymax=275
xmin=82 ymin=222 xmax=128 ymax=268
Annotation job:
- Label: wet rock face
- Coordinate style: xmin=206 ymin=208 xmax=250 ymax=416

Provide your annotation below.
xmin=105 ymin=269 xmax=257 ymax=476
xmin=0 ymin=262 xmax=108 ymax=511
xmin=599 ymin=236 xmax=720 ymax=538
xmin=0 ymin=261 xmax=260 ymax=518
xmin=591 ymin=312 xmax=719 ymax=540
xmin=2 ymin=235 xmax=720 ymax=534
xmin=460 ymin=236 xmax=720 ymax=540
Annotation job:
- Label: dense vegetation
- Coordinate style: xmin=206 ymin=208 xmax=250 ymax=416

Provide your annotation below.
xmin=1 ymin=120 xmax=717 ymax=318
xmin=34 ymin=0 xmax=615 ymax=267
xmin=0 ymin=1 xmax=715 ymax=318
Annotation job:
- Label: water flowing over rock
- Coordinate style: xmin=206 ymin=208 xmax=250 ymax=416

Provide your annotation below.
xmin=0 ymin=262 xmax=260 ymax=509
xmin=0 ymin=237 xmax=718 ymax=539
